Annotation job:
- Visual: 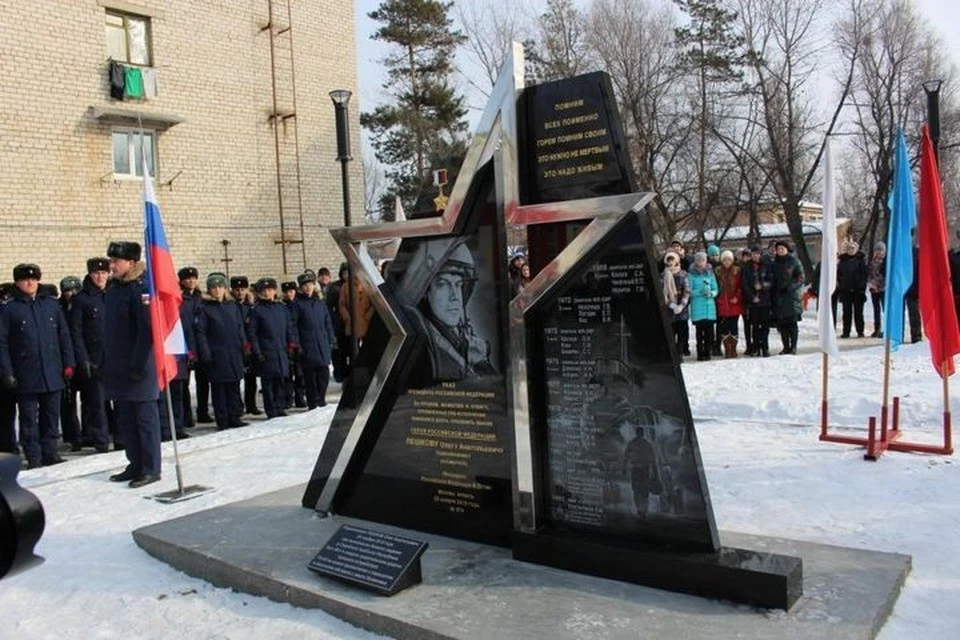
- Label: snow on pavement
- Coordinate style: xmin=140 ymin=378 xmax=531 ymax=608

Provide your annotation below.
xmin=1 ymin=326 xmax=958 ymax=638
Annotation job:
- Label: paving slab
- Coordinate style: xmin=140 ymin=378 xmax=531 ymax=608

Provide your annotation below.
xmin=133 ymin=485 xmax=910 ymax=640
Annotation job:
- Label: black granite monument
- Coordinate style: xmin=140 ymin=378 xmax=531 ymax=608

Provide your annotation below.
xmin=0 ymin=453 xmax=45 ymax=579
xmin=303 ymin=64 xmax=802 ymax=609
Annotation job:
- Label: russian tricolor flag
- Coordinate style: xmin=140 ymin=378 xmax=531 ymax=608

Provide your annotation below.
xmin=142 ymin=147 xmax=186 ymax=391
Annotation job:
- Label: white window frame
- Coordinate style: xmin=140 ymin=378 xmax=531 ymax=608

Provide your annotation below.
xmin=105 ymin=9 xmax=153 ymax=66
xmin=111 ymin=127 xmax=157 ymax=180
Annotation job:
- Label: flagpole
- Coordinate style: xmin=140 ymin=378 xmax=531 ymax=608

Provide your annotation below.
xmin=881 ymin=336 xmax=892 ymax=440
xmin=164 ymin=380 xmax=185 ymax=495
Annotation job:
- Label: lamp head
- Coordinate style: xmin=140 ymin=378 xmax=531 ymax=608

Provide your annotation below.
xmin=329 ymin=89 xmax=352 ymax=106
xmin=923 ymin=79 xmax=943 ymax=95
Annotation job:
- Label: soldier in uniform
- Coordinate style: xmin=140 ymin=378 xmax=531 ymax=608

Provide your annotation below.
xmin=281 ymin=281 xmax=305 ymax=408
xmin=195 ymin=273 xmax=246 ymax=430
xmin=291 ymin=272 xmax=335 ymax=409
xmin=231 ymin=275 xmax=260 ymax=416
xmin=327 ymin=263 xmax=349 ymax=382
xmin=317 ymin=267 xmax=332 ymax=299
xmin=178 ymin=267 xmax=205 ymax=427
xmin=70 ymin=258 xmax=112 ymax=453
xmin=0 ymin=283 xmax=16 ymax=455
xmin=247 ymin=278 xmax=298 ymax=418
xmin=58 ymin=276 xmax=83 ymax=450
xmin=103 ymin=242 xmax=162 ymax=488
xmin=0 ymin=264 xmax=75 ymax=468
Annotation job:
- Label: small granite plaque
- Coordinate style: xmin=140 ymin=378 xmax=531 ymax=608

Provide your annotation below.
xmin=307 ymin=524 xmax=428 ymax=596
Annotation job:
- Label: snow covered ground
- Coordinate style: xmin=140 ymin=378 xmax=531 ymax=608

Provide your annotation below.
xmin=2 ymin=319 xmax=958 ymax=639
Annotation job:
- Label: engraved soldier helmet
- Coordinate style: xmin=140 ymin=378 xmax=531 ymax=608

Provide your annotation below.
xmin=397 ymin=238 xmax=478 ymax=305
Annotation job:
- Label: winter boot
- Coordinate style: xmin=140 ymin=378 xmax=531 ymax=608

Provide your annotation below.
xmin=723 ymin=335 xmax=738 ymax=358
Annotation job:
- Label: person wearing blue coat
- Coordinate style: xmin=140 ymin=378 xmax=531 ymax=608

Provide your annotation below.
xmin=247 ymin=278 xmax=298 ymax=418
xmin=686 ymin=252 xmax=719 ymax=361
xmin=291 ymin=272 xmax=335 ymax=409
xmin=158 ymin=272 xmax=195 ymax=442
xmin=70 ymin=258 xmax=112 ymax=453
xmin=0 ymin=283 xmax=16 ymax=456
xmin=195 ymin=273 xmax=246 ymax=430
xmin=103 ymin=242 xmax=162 ymax=488
xmin=0 ymin=264 xmax=75 ymax=468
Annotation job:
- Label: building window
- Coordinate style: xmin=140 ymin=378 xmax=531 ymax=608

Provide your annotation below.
xmin=105 ymin=10 xmax=151 ymax=66
xmin=112 ymin=128 xmax=156 ymax=178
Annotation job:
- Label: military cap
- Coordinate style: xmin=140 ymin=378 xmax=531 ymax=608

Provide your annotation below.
xmin=258 ymin=277 xmax=279 ymax=290
xmin=38 ymin=283 xmax=58 ymax=297
xmin=281 ymin=281 xmax=298 ymax=293
xmin=178 ymin=266 xmax=199 ymax=281
xmin=87 ymin=257 xmax=110 ymax=273
xmin=60 ymin=276 xmax=82 ymax=292
xmin=13 ymin=263 xmax=41 ymax=281
xmin=230 ymin=276 xmax=249 ymax=289
xmin=297 ymin=271 xmax=316 ymax=286
xmin=107 ymin=241 xmax=142 ymax=262
xmin=206 ymin=272 xmax=228 ymax=290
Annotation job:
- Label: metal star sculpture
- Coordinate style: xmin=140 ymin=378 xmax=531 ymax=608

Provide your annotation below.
xmin=313 ymin=43 xmax=655 ymax=533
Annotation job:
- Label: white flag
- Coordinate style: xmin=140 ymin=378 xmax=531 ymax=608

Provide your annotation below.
xmin=818 ymin=138 xmax=839 ymax=357
xmin=394 ymin=195 xmax=406 ymax=222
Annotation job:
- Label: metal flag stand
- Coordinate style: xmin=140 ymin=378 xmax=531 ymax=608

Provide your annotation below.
xmin=149 ymin=385 xmax=215 ymax=503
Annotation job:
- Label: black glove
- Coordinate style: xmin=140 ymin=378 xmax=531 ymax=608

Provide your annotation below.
xmin=128 ymin=367 xmax=145 ymax=382
xmin=1 ymin=375 xmax=16 ymax=390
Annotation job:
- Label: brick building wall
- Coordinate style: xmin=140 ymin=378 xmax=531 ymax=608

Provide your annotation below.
xmin=0 ymin=0 xmax=362 ymax=285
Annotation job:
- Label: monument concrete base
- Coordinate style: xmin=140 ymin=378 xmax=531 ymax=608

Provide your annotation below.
xmin=132 ymin=485 xmax=910 ymax=640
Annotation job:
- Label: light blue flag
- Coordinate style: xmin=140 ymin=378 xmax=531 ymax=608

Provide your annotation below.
xmin=884 ymin=129 xmax=918 ymax=351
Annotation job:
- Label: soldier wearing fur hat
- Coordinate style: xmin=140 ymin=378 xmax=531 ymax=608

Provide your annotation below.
xmin=178 ymin=266 xmax=210 ymax=426
xmin=326 ymin=263 xmax=349 ymax=382
xmin=69 ymin=258 xmax=113 ymax=453
xmin=195 ymin=273 xmax=247 ymax=430
xmin=231 ymin=275 xmax=260 ymax=416
xmin=247 ymin=278 xmax=298 ymax=418
xmin=281 ymin=280 xmax=306 ymax=408
xmin=0 ymin=263 xmax=76 ymax=468
xmin=103 ymin=241 xmax=163 ymax=488
xmin=0 ymin=284 xmax=15 ymax=455
xmin=291 ymin=271 xmax=335 ymax=409
xmin=57 ymin=275 xmax=83 ymax=449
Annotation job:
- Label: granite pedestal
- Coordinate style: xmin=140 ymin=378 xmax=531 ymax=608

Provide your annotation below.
xmin=133 ymin=485 xmax=910 ymax=640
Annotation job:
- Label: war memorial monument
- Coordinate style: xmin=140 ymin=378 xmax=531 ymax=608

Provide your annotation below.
xmin=133 ymin=46 xmax=910 ymax=639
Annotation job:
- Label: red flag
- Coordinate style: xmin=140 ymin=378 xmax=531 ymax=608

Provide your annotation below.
xmin=918 ymin=124 xmax=960 ymax=378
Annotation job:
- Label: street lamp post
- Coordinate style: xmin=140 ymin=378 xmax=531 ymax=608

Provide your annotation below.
xmin=923 ymin=79 xmax=943 ymax=165
xmin=330 ymin=89 xmax=359 ymax=389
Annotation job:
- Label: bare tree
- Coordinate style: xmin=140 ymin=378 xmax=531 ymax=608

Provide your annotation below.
xmin=736 ymin=0 xmax=860 ymax=276
xmin=456 ymin=0 xmax=531 ymax=95
xmin=531 ymin=0 xmax=593 ymax=81
xmin=362 ymin=148 xmax=388 ymax=223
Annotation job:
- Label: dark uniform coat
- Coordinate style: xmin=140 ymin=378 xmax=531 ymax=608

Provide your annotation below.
xmin=195 ymin=295 xmax=245 ymax=383
xmin=0 ymin=290 xmax=75 ymax=394
xmin=291 ymin=293 xmax=335 ymax=368
xmin=103 ymin=262 xmax=158 ymax=402
xmin=772 ymin=253 xmax=805 ymax=322
xmin=70 ymin=276 xmax=107 ymax=374
xmin=247 ymin=299 xmax=297 ymax=379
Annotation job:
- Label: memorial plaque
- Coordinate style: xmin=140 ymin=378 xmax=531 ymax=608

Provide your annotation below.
xmin=527 ymin=214 xmax=717 ymax=551
xmin=303 ymin=163 xmax=515 ymax=547
xmin=307 ymin=524 xmax=428 ymax=596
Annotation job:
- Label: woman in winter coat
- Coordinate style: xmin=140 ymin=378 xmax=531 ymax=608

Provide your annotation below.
xmin=742 ymin=246 xmax=774 ymax=357
xmin=686 ymin=252 xmax=719 ymax=361
xmin=867 ymin=241 xmax=886 ymax=338
xmin=247 ymin=278 xmax=298 ymax=419
xmin=836 ymin=239 xmax=868 ymax=338
xmin=715 ymin=250 xmax=744 ymax=358
xmin=662 ymin=250 xmax=691 ymax=358
xmin=772 ymin=241 xmax=805 ymax=355
xmin=194 ymin=273 xmax=247 ymax=431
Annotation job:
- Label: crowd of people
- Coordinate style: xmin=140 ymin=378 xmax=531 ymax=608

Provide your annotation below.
xmin=661 ymin=239 xmax=806 ymax=360
xmin=0 ymin=241 xmax=371 ymax=487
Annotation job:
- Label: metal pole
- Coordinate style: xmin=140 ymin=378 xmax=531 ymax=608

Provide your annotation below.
xmin=341 ymin=158 xmax=359 ymax=366
xmin=924 ymin=81 xmax=942 ymax=164
xmin=164 ymin=385 xmax=185 ymax=494
xmin=285 ymin=0 xmax=308 ymax=270
xmin=266 ymin=0 xmax=289 ymax=274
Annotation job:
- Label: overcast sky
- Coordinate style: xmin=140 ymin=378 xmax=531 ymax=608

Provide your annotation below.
xmin=352 ymin=0 xmax=960 ymax=140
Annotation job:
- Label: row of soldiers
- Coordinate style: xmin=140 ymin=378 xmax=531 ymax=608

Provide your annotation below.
xmin=0 ymin=241 xmax=355 ymax=488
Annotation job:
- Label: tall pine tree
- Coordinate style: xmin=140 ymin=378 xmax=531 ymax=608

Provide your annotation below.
xmin=361 ymin=0 xmax=468 ymax=217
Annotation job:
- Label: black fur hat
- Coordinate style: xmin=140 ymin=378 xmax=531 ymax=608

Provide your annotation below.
xmin=39 ymin=283 xmax=58 ymax=297
xmin=87 ymin=257 xmax=110 ymax=273
xmin=178 ymin=266 xmax=199 ymax=281
xmin=297 ymin=271 xmax=316 ymax=286
xmin=230 ymin=276 xmax=249 ymax=289
xmin=60 ymin=276 xmax=82 ymax=292
xmin=281 ymin=281 xmax=297 ymax=293
xmin=107 ymin=241 xmax=142 ymax=261
xmin=258 ymin=277 xmax=279 ymax=290
xmin=13 ymin=263 xmax=41 ymax=281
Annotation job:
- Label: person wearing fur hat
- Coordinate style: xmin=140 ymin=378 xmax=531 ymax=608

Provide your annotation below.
xmin=230 ymin=275 xmax=260 ymax=417
xmin=292 ymin=271 xmax=336 ymax=409
xmin=867 ymin=242 xmax=886 ymax=338
xmin=69 ymin=258 xmax=113 ymax=453
xmin=715 ymin=250 xmax=744 ymax=358
xmin=281 ymin=280 xmax=306 ymax=408
xmin=662 ymin=250 xmax=691 ymax=358
xmin=771 ymin=241 xmax=805 ymax=354
xmin=178 ymin=266 xmax=208 ymax=427
xmin=326 ymin=263 xmax=349 ymax=383
xmin=836 ymin=239 xmax=868 ymax=338
xmin=195 ymin=273 xmax=247 ymax=430
xmin=103 ymin=241 xmax=163 ymax=487
xmin=247 ymin=278 xmax=298 ymax=418
xmin=58 ymin=276 xmax=83 ymax=449
xmin=0 ymin=263 xmax=75 ymax=468
xmin=687 ymin=252 xmax=719 ymax=361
